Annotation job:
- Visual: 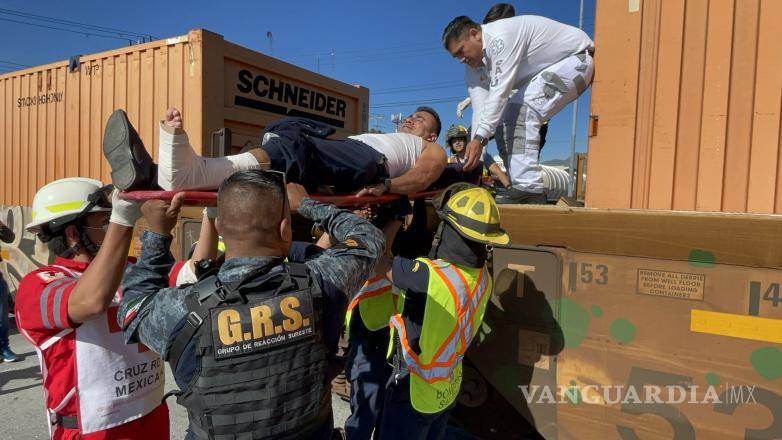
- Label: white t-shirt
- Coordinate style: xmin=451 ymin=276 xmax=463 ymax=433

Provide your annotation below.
xmin=349 ymin=133 xmax=424 ymax=178
xmin=474 ymin=15 xmax=594 ymax=139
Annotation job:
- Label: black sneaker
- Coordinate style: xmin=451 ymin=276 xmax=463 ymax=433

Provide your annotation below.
xmin=495 ymin=188 xmax=548 ymax=205
xmin=103 ymin=109 xmax=157 ymax=191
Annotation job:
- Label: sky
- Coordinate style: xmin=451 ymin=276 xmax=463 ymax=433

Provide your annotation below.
xmin=0 ymin=0 xmax=596 ymax=162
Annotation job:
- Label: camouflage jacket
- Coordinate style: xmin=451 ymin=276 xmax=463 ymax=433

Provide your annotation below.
xmin=118 ymin=199 xmax=384 ymax=375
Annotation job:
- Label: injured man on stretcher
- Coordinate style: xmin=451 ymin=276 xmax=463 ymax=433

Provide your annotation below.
xmin=103 ymin=106 xmax=479 ymax=197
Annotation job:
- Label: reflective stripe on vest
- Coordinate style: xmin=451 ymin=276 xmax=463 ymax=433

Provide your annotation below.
xmin=346 ymin=276 xmax=398 ymax=332
xmin=389 ymin=258 xmax=490 ymax=384
xmin=390 ymin=262 xmax=489 ymax=382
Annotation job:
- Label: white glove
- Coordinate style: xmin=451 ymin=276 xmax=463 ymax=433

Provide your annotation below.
xmin=109 ymin=189 xmax=143 ymax=227
xmin=203 ymin=206 xmax=218 ymax=219
xmin=456 ymin=97 xmax=471 ymax=119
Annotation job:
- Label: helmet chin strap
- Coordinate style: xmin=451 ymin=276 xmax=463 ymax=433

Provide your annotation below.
xmin=60 ymin=241 xmax=81 ymax=259
xmin=76 ymin=226 xmax=101 ymax=258
xmin=56 ymin=229 xmax=100 ymax=260
xmin=428 ymin=221 xmax=445 ymax=260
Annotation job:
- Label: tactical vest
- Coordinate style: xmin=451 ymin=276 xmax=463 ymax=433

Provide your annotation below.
xmin=345 ymin=275 xmax=398 ymax=334
xmin=167 ymin=262 xmax=331 ymax=439
xmin=389 ymin=258 xmax=492 ymax=414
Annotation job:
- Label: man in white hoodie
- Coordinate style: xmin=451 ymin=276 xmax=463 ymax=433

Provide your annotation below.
xmin=443 ymin=14 xmax=594 ymax=204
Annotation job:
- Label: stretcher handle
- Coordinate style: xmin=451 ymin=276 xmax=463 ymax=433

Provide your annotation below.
xmin=118 ymin=190 xmax=441 ymax=207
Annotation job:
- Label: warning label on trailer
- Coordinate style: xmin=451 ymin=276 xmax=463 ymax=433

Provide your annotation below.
xmin=637 ymin=269 xmax=705 ymax=301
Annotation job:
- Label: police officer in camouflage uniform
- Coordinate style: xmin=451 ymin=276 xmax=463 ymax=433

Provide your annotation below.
xmin=118 ymin=170 xmax=385 ymax=439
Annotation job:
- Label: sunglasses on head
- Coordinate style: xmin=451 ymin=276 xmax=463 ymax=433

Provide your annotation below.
xmin=260 ymin=170 xmax=289 ymax=222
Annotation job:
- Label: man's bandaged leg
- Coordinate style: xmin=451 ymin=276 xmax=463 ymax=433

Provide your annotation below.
xmin=157 ymin=123 xmax=263 ymax=190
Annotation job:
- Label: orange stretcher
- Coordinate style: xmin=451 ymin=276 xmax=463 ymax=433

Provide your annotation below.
xmin=118 ymin=189 xmax=442 ymax=208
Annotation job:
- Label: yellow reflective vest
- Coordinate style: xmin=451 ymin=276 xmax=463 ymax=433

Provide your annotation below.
xmin=389 ymin=258 xmax=492 ymax=414
xmin=346 ymin=275 xmax=398 ymax=334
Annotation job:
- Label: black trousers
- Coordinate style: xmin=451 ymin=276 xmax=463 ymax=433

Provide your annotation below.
xmin=262 ymin=118 xmax=389 ymax=193
xmin=262 ymin=117 xmax=482 ymax=193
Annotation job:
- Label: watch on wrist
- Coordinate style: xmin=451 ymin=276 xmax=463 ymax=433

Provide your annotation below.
xmin=474 ymin=135 xmax=488 ymax=146
xmin=383 ymin=178 xmax=392 ymax=193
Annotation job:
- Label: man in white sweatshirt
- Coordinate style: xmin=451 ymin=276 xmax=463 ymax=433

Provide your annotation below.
xmin=443 ymin=14 xmax=594 ymax=204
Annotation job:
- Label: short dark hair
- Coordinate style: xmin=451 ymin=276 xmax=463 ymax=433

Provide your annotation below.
xmin=217 ymin=170 xmax=286 ymax=240
xmin=442 ymin=16 xmax=481 ymax=50
xmin=46 ymin=234 xmax=71 ymax=257
xmin=416 ymin=106 xmax=442 ymax=137
xmin=483 ymin=3 xmax=515 ymax=24
xmin=218 ymin=169 xmax=284 ymax=199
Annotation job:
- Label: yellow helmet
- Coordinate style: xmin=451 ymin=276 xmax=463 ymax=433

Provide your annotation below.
xmin=442 ymin=187 xmax=510 ymax=246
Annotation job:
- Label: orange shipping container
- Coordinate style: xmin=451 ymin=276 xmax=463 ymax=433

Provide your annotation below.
xmin=586 ymin=0 xmax=782 ymax=214
xmin=0 ymin=28 xmax=369 ymax=206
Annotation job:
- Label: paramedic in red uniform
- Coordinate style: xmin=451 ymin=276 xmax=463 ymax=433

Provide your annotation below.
xmin=15 ymin=177 xmax=169 ymax=439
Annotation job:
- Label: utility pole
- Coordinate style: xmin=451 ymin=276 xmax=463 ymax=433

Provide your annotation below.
xmin=391 ymin=113 xmax=403 ymax=132
xmin=369 ymin=114 xmax=384 ymax=132
xmin=316 ymin=56 xmax=320 ymax=73
xmin=568 ymin=0 xmax=585 ymax=197
xmin=330 ymin=48 xmax=336 ymax=74
xmin=266 ymin=31 xmax=274 ymax=57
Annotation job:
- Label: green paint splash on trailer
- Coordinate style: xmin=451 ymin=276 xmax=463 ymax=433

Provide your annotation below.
xmin=750 ymin=347 xmax=782 ymax=381
xmin=590 ymin=305 xmax=603 ymax=317
xmin=552 ymin=298 xmax=590 ymax=348
xmin=565 ymin=379 xmax=582 ymax=405
xmin=705 ymin=372 xmax=721 ymax=386
xmin=610 ymin=319 xmax=636 ymax=344
xmin=688 ymin=249 xmax=715 ymax=268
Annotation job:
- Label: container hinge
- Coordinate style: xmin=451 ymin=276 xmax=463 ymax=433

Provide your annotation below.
xmin=211 ymin=128 xmax=233 ymax=157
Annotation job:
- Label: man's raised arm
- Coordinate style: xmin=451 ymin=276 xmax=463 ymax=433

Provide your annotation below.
xmin=386 ymin=142 xmax=447 ymax=195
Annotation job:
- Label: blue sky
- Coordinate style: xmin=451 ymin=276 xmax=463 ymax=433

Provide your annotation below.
xmin=0 ymin=0 xmax=595 ymax=162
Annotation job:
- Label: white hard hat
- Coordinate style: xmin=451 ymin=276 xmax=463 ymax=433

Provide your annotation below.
xmin=27 ymin=177 xmax=113 ymax=234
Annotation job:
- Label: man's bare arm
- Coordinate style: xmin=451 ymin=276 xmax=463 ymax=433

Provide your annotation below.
xmin=488 ymin=162 xmax=511 ymax=188
xmin=67 ymin=224 xmax=134 ymax=323
xmin=388 ymin=142 xmax=447 ymax=194
xmin=189 ymin=209 xmax=219 ymax=260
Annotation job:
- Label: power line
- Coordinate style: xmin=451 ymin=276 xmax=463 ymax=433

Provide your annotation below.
xmin=0 ymin=59 xmax=32 ymax=68
xmin=294 ymin=49 xmax=445 ymax=70
xmin=375 ymin=80 xmax=462 ymax=93
xmin=0 ymin=17 xmax=136 ymax=42
xmin=373 ymin=81 xmax=463 ymax=95
xmin=0 ymin=8 xmax=155 ymax=39
xmin=370 ymin=96 xmax=464 ymax=108
xmin=281 ymin=44 xmax=440 ymax=60
xmin=326 ymin=47 xmax=441 ymax=61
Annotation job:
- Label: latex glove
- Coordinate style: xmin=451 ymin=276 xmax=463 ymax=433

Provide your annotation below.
xmin=109 ymin=189 xmax=143 ymax=227
xmin=456 ymin=97 xmax=471 ymax=119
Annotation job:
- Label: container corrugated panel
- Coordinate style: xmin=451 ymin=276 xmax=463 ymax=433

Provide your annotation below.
xmin=0 ymin=29 xmax=368 ymax=206
xmin=586 ymin=0 xmax=782 ymax=213
xmin=0 ymin=34 xmax=202 ymax=207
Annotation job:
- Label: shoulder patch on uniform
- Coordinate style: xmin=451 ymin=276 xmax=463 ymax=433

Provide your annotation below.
xmin=490 ymin=38 xmax=505 ymax=56
xmin=412 ymin=262 xmax=420 ymax=272
xmin=37 ymin=271 xmax=65 ymax=284
xmin=334 ymin=238 xmax=366 ymax=250
xmin=122 ymin=295 xmax=149 ymax=329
